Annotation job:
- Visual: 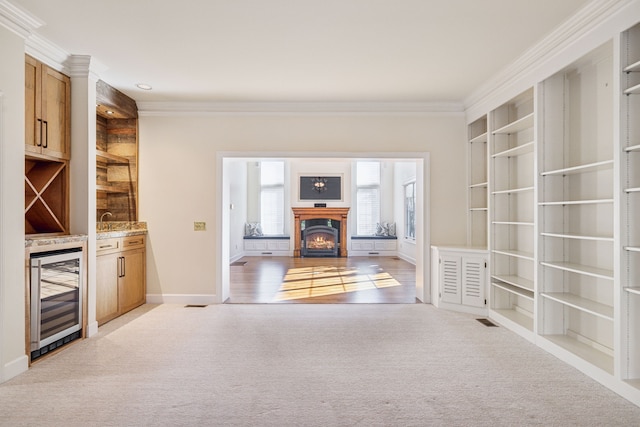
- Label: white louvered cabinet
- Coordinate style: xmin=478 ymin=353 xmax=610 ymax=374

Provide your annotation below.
xmin=431 ymin=246 xmax=488 ymax=316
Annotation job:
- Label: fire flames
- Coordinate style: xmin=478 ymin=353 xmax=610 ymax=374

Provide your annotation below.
xmin=307 ymin=235 xmax=335 ymax=250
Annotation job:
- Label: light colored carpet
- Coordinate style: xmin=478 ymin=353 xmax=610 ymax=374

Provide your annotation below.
xmin=1 ymin=303 xmax=639 ymax=426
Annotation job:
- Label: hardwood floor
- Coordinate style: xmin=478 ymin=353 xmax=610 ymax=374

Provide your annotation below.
xmin=228 ymin=256 xmax=417 ymax=303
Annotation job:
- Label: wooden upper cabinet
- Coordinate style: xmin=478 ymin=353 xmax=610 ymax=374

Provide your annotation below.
xmin=25 ymin=55 xmax=71 ymax=160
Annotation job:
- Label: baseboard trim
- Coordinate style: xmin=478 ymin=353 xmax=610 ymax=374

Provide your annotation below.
xmin=86 ymin=320 xmax=99 ymax=338
xmin=2 ymin=354 xmax=28 ymax=384
xmin=146 ymin=294 xmax=217 ymax=305
xmin=396 ymin=252 xmax=416 ymax=265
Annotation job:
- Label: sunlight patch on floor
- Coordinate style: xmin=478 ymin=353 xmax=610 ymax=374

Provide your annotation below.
xmin=274 ymin=265 xmax=401 ymax=301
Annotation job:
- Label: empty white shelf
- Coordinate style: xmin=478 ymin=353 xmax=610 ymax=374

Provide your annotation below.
xmin=624 ymin=246 xmax=640 ymax=252
xmin=539 ymin=199 xmax=613 ymax=206
xmin=469 ymin=207 xmax=488 ymax=212
xmin=625 ymin=287 xmax=640 ymax=296
xmin=624 ymin=82 xmax=640 ymax=95
xmin=540 ymin=160 xmax=614 ymax=176
xmin=469 ymin=181 xmax=488 ymax=189
xmin=624 ymin=59 xmax=640 ymax=72
xmin=492 ymin=186 xmax=534 ymax=195
xmin=491 ymin=274 xmax=534 ymax=292
xmin=540 ymin=232 xmax=614 ymax=242
xmin=469 ymin=132 xmax=488 ymax=144
xmin=624 ymin=143 xmax=640 ymax=152
xmin=492 ymin=141 xmax=534 ymax=158
xmin=492 ymin=308 xmax=534 ymax=331
xmin=492 ymin=113 xmax=534 ymax=135
xmin=543 ymin=335 xmax=613 ymax=374
xmin=540 ymin=261 xmax=613 ymax=281
xmin=541 ymin=292 xmax=614 ymax=320
xmin=492 ymin=249 xmax=534 ymax=261
xmin=493 ymin=221 xmax=534 ymax=226
xmin=625 ymin=187 xmax=640 ymax=193
xmin=492 ymin=281 xmax=534 ymax=300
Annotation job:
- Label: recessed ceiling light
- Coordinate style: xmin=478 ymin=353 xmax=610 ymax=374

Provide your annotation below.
xmin=136 ymin=83 xmax=152 ymax=90
xmin=106 ymin=110 xmax=114 ymax=115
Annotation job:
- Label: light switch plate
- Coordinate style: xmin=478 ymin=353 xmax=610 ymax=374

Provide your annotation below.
xmin=194 ymin=221 xmax=206 ymax=231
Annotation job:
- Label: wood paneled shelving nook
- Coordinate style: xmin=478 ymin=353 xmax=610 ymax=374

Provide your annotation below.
xmin=621 ymin=22 xmax=640 ymax=390
xmin=467 ymin=115 xmax=488 ymax=247
xmin=539 ymin=42 xmax=615 ymax=374
xmin=96 ymin=80 xmax=139 ymax=222
xmin=489 ymin=88 xmax=536 ymax=336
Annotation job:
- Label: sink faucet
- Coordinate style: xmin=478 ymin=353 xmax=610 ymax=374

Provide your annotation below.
xmin=99 ymin=212 xmax=112 ymax=231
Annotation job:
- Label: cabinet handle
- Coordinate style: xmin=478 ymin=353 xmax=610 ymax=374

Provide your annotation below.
xmin=122 ymin=256 xmax=126 ymax=277
xmin=42 ymin=120 xmax=48 ymax=148
xmin=99 ymin=244 xmax=112 ymax=249
xmin=36 ymin=118 xmax=43 ymax=147
xmin=118 ymin=256 xmax=126 ymax=278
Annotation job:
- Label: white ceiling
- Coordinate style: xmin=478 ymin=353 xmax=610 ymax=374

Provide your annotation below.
xmin=12 ymin=0 xmax=591 ymax=105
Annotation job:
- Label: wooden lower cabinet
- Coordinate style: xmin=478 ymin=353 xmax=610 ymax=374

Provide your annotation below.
xmin=96 ymin=235 xmax=146 ymax=325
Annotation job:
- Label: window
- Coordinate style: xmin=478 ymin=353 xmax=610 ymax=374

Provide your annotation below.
xmin=404 ymin=181 xmax=416 ymax=240
xmin=356 ymin=161 xmax=380 ymax=235
xmin=260 ymin=161 xmax=284 ymax=235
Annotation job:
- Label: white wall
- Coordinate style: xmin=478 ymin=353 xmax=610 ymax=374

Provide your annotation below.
xmin=0 ymin=26 xmax=28 ymax=381
xmin=139 ymin=114 xmax=467 ymax=299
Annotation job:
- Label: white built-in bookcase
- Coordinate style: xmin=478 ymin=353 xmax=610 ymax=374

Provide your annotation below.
xmin=467 ymin=116 xmax=488 ymax=247
xmin=621 ymin=22 xmax=640 ymax=390
xmin=489 ymin=88 xmax=537 ymax=336
xmin=466 ymin=20 xmax=640 ymax=406
xmin=538 ymin=42 xmax=615 ymax=374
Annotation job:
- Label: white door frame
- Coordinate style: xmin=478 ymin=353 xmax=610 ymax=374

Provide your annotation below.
xmin=215 ymin=151 xmax=431 ymax=304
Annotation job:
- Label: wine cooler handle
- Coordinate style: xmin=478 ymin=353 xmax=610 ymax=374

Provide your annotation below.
xmin=30 ymin=260 xmax=42 ymax=349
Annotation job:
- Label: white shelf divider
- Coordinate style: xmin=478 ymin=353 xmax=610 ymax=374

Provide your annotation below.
xmin=491 ymin=249 xmax=534 ymax=261
xmin=469 ymin=181 xmax=488 ymax=189
xmin=624 ymin=59 xmax=640 ymax=72
xmin=539 ymin=199 xmax=613 ymax=206
xmin=492 ymin=186 xmax=534 ymax=195
xmin=540 ymin=261 xmax=614 ymax=281
xmin=491 ymin=274 xmax=534 ymax=292
xmin=492 ymin=221 xmax=534 ymax=226
xmin=624 ymin=82 xmax=640 ymax=95
xmin=492 ymin=281 xmax=534 ymax=300
xmin=540 ymin=160 xmax=614 ymax=176
xmin=541 ymin=292 xmax=614 ymax=320
xmin=469 ymin=132 xmax=488 ymax=144
xmin=540 ymin=232 xmax=614 ymax=242
xmin=492 ymin=141 xmax=534 ymax=158
xmin=492 ymin=112 xmax=534 ymax=135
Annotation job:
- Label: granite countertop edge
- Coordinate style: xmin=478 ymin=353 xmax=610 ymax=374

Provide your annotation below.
xmin=96 ymin=229 xmax=147 ymax=239
xmin=25 ymin=234 xmax=88 ymax=248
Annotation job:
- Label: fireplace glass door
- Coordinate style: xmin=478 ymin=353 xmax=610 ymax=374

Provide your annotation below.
xmin=302 ymin=225 xmax=338 ymax=257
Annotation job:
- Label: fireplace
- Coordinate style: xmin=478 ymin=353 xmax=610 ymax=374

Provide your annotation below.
xmin=302 ymin=222 xmax=339 ymax=257
xmin=292 ymin=207 xmax=350 ymax=257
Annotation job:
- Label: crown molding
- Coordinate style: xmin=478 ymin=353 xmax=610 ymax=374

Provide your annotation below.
xmin=24 ymin=32 xmax=70 ymax=72
xmin=137 ymin=101 xmax=464 ymax=116
xmin=0 ymin=0 xmax=42 ymax=38
xmin=65 ymin=54 xmax=108 ymax=81
xmin=464 ymin=0 xmax=634 ymax=117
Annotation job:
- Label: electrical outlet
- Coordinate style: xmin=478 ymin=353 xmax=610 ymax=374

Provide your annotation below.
xmin=194 ymin=221 xmax=206 ymax=231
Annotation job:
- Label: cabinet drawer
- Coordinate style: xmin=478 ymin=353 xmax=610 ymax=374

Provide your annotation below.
xmin=122 ymin=235 xmax=146 ymax=250
xmin=96 ymin=238 xmax=120 ymax=254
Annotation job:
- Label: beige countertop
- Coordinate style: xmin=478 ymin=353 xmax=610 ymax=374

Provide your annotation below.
xmin=96 ymin=221 xmax=147 ymax=239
